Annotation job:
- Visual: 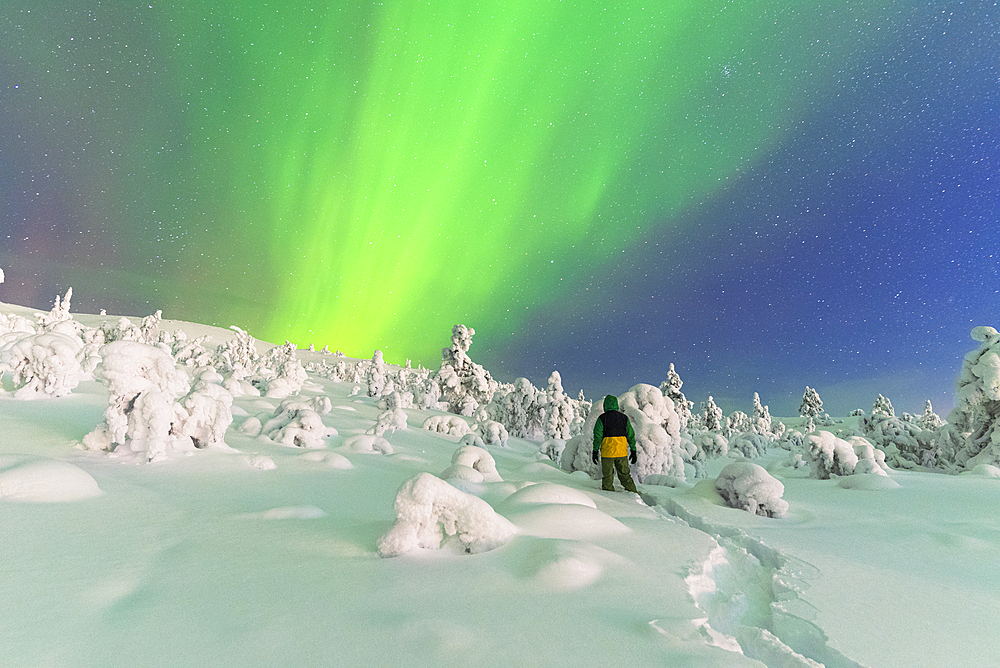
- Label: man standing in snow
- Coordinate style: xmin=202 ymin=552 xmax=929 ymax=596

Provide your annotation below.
xmin=592 ymin=395 xmax=638 ymax=493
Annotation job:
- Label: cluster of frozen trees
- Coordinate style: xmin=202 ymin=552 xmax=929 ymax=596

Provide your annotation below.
xmin=0 ymin=289 xmax=320 ymax=462
xmin=310 ymin=325 xmax=591 ymax=448
xmin=846 ymin=326 xmax=1000 ymax=473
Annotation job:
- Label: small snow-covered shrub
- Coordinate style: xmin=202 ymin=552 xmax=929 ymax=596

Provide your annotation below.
xmin=860 ymin=413 xmax=925 ymax=469
xmin=450 ymin=445 xmax=502 ymax=482
xmin=693 ymin=431 xmax=729 ymax=459
xmin=0 ymin=331 xmax=86 ymax=399
xmin=726 ymin=411 xmax=751 ymax=436
xmin=83 ymin=341 xmax=192 ymax=462
xmin=777 ymin=429 xmax=806 ymax=452
xmin=458 ymin=433 xmax=487 ymax=448
xmin=477 ymin=420 xmax=509 ymax=447
xmin=422 ymin=414 xmax=471 ymax=437
xmin=847 ymin=436 xmax=891 ymax=476
xmin=343 ymin=433 xmax=393 ymax=455
xmin=715 ymin=461 xmax=788 ymax=518
xmin=377 ymin=472 xmax=516 ymax=557
xmin=170 ymin=331 xmax=214 ymax=367
xmin=728 ymin=432 xmax=770 ymax=459
xmin=260 ymin=398 xmax=337 ymax=449
xmin=540 ymin=438 xmax=566 ymax=462
xmin=370 ymin=407 xmax=407 ymax=437
xmin=214 ymin=326 xmax=260 ymax=378
xmin=805 ymin=431 xmax=859 ymax=479
xmin=174 ymin=369 xmax=234 ymax=448
xmin=0 ymin=311 xmax=36 ymax=336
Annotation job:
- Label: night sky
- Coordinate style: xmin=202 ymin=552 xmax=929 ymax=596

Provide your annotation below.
xmin=2 ymin=1 xmax=997 ymax=416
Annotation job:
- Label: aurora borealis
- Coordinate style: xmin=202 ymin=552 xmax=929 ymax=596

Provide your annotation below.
xmin=2 ymin=1 xmax=997 ymax=415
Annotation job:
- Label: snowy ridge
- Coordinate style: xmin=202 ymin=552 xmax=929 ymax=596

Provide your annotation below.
xmin=647 ymin=492 xmax=865 ymax=668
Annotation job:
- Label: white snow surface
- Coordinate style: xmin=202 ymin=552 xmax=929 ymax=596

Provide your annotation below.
xmin=1 ymin=301 xmax=999 ymax=667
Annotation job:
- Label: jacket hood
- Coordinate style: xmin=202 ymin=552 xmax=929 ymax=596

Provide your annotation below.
xmin=603 ymin=395 xmax=619 ymax=412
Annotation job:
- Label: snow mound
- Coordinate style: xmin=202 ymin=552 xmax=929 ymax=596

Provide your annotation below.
xmin=500 ymin=482 xmax=597 ymax=509
xmin=502 ymin=503 xmax=630 ymax=540
xmin=246 ymin=455 xmax=276 ymax=470
xmin=342 ymin=434 xmax=393 ymax=455
xmin=253 ymin=506 xmax=327 ymax=520
xmin=715 ymin=461 xmax=789 ymax=518
xmin=837 ymin=473 xmax=901 ymax=490
xmin=518 ymin=539 xmax=622 ymax=591
xmin=299 ymin=451 xmax=353 ymax=469
xmin=377 ymin=472 xmax=516 ymax=557
xmin=0 ymin=455 xmax=102 ymax=502
xmin=968 ymin=464 xmax=1000 ymax=478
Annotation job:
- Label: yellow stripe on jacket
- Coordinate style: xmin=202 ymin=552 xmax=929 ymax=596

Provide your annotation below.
xmin=600 ymin=436 xmax=629 ymax=458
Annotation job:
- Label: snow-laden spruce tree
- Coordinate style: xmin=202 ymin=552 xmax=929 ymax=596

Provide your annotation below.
xmin=0 ymin=330 xmax=87 ymax=399
xmin=701 ymin=396 xmax=724 ymax=432
xmin=942 ymin=326 xmax=1000 ymax=469
xmin=726 ymin=410 xmax=751 ymax=436
xmin=83 ymin=341 xmax=193 ymax=462
xmin=799 ymin=386 xmax=823 ymax=419
xmin=660 ymin=363 xmax=694 ymax=431
xmin=366 ymin=350 xmax=387 ymax=398
xmin=919 ymin=400 xmax=945 ymax=431
xmin=214 ymin=326 xmax=260 ymax=382
xmin=437 ymin=325 xmax=498 ymax=416
xmin=871 ymin=394 xmax=894 ymax=419
xmin=488 ymin=377 xmax=539 ymax=439
xmin=751 ymin=392 xmax=774 ymax=436
xmin=252 ymin=341 xmax=307 ymax=399
xmin=860 ymin=394 xmax=927 ymax=469
xmin=540 ymin=371 xmax=584 ymax=441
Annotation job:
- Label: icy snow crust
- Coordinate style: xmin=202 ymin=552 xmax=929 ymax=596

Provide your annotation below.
xmin=1 ymin=303 xmax=999 ymax=667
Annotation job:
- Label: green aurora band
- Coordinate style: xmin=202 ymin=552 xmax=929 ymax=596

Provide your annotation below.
xmin=6 ymin=1 xmax=887 ymax=365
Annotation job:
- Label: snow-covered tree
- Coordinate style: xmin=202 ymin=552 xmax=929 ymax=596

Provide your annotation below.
xmin=871 ymin=394 xmax=895 ymax=419
xmin=256 ymin=396 xmax=337 ymax=449
xmin=701 ymin=396 xmax=724 ymax=432
xmin=726 ymin=410 xmax=751 ymax=436
xmin=799 ymin=386 xmax=823 ymax=419
xmin=366 ymin=350 xmax=387 ymax=398
xmin=83 ymin=341 xmax=193 ymax=462
xmin=489 ymin=378 xmax=538 ymax=439
xmin=751 ymin=392 xmax=774 ymax=436
xmin=377 ymin=472 xmax=516 ymax=557
xmin=715 ymin=462 xmax=788 ymax=518
xmin=0 ymin=331 xmax=86 ymax=399
xmin=660 ymin=363 xmax=694 ymax=431
xmin=944 ymin=326 xmax=1000 ymax=469
xmin=619 ymin=384 xmax=686 ymax=481
xmin=919 ymin=400 xmax=945 ymax=431
xmin=35 ymin=288 xmax=74 ymax=330
xmin=437 ymin=325 xmax=498 ymax=416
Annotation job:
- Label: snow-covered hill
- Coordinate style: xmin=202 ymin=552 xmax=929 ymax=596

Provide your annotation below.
xmin=1 ymin=300 xmax=998 ymax=667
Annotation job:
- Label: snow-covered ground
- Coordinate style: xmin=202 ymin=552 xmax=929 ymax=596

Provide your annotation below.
xmin=1 ymin=301 xmax=998 ymax=667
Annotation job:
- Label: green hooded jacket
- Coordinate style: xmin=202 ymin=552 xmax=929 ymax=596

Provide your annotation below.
xmin=593 ymin=395 xmax=636 ymax=458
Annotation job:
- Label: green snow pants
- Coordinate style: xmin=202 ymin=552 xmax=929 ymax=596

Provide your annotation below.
xmin=601 ymin=456 xmax=638 ymax=493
